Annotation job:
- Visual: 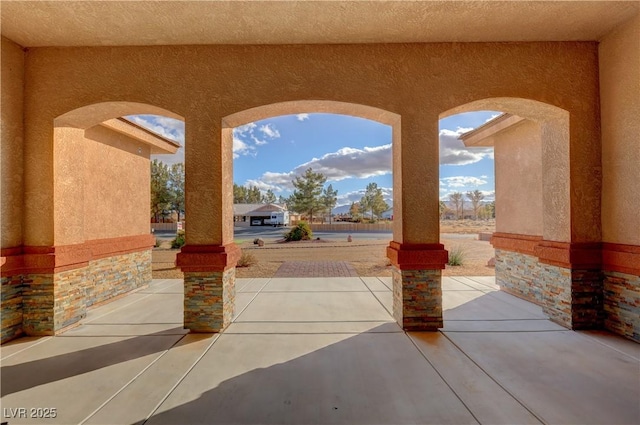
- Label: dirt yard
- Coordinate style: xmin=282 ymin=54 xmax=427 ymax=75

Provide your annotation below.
xmin=152 ymin=220 xmax=496 ymax=279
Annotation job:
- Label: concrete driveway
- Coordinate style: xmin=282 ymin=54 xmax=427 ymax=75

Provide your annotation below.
xmin=1 ymin=276 xmax=638 ymax=424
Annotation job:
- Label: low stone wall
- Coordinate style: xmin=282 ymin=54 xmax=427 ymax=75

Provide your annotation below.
xmin=2 ymin=248 xmax=153 ymax=342
xmin=85 ymin=250 xmax=152 ymax=308
xmin=1 ymin=274 xmax=24 ymax=342
xmin=604 ymin=271 xmax=640 ymax=342
xmin=495 ymin=249 xmax=545 ymax=305
xmin=495 ymin=249 xmax=603 ymax=330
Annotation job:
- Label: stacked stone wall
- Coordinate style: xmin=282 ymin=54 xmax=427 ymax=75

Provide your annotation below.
xmin=3 ymin=249 xmax=152 ymax=342
xmin=85 ymin=250 xmax=152 ymax=307
xmin=494 ymin=249 xmax=545 ymax=304
xmin=22 ymin=273 xmax=57 ymax=335
xmin=604 ymin=271 xmax=640 ymax=342
xmin=392 ymin=267 xmax=442 ymax=330
xmin=1 ymin=274 xmax=24 ymax=341
xmin=495 ymin=249 xmax=603 ymax=330
xmin=184 ymin=268 xmax=236 ymax=332
xmin=570 ymin=269 xmax=604 ymax=329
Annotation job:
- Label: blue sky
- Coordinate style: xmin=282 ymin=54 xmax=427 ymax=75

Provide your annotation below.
xmin=132 ymin=111 xmax=498 ymax=209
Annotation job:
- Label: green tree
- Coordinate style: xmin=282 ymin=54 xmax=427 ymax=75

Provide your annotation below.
xmin=360 ymin=183 xmax=389 ymax=221
xmin=321 ymin=184 xmax=338 ymax=224
xmin=234 ymin=183 xmax=248 ymax=203
xmin=247 ymin=185 xmax=263 ymax=203
xmin=150 ymin=159 xmax=171 ymax=222
xmin=168 ymin=163 xmax=185 ymax=222
xmin=449 ymin=192 xmax=463 ymax=219
xmin=264 ymin=189 xmax=277 ymax=204
xmin=233 ymin=184 xmax=267 ymax=203
xmin=289 ymin=168 xmax=327 ymax=223
xmin=466 ymin=190 xmax=485 ymax=220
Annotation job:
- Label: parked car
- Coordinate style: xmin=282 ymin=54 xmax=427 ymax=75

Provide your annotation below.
xmin=251 ymin=219 xmax=262 ymax=225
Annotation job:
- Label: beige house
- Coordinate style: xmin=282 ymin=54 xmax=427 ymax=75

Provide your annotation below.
xmin=1 ymin=2 xmax=638 ymax=342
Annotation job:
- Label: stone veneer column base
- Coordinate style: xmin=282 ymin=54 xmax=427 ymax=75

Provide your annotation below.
xmin=183 ymin=269 xmax=236 ymax=332
xmin=387 ymin=242 xmax=448 ymax=331
xmin=23 ymin=268 xmax=88 ymax=336
xmin=494 ymin=248 xmax=603 ymax=330
xmin=391 ymin=267 xmax=443 ymax=330
xmin=177 ymin=243 xmax=241 ymax=333
xmin=1 ymin=274 xmax=25 ymax=342
xmin=2 ymin=248 xmax=153 ymax=341
xmin=603 ymin=271 xmax=640 ymax=342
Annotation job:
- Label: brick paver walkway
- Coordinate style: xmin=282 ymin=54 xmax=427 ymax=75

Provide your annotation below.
xmin=274 ymin=261 xmax=359 ymax=277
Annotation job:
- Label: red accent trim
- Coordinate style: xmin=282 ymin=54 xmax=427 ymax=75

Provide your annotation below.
xmin=386 ymin=241 xmax=448 ymax=270
xmin=535 ymin=240 xmax=602 ymax=269
xmin=602 ymin=243 xmax=640 ymax=275
xmin=0 ymin=235 xmax=155 ymax=275
xmin=491 ymin=233 xmax=603 ymax=269
xmin=176 ymin=243 xmax=242 ymax=272
xmin=490 ymin=232 xmax=542 ymax=256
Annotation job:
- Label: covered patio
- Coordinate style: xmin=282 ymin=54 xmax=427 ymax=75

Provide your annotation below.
xmin=2 ymin=276 xmax=638 ymax=425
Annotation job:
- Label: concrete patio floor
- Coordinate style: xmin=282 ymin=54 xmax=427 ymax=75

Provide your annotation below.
xmin=1 ymin=276 xmax=638 ymax=425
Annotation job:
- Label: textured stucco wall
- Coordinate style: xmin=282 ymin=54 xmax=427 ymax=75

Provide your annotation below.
xmin=1 ymin=37 xmax=25 ymax=249
xmin=495 ymin=120 xmax=543 ymax=236
xmin=600 ymin=14 xmax=640 ymax=246
xmin=83 ymin=125 xmax=151 ymax=241
xmin=22 ymin=42 xmax=600 ymax=247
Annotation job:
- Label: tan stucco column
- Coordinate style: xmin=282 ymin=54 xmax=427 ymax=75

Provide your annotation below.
xmin=534 ymin=114 xmax=604 ymax=329
xmin=176 ymin=113 xmax=240 ymax=332
xmin=387 ymin=116 xmax=448 ymax=330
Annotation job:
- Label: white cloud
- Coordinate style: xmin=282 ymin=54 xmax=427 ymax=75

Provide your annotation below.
xmin=232 ymin=122 xmax=279 ymax=150
xmin=244 ymin=144 xmax=392 ymax=194
xmin=485 ymin=113 xmax=502 ymax=123
xmin=251 ymin=135 xmax=268 ymax=146
xmin=127 ymin=115 xmax=184 ymax=142
xmin=259 ymin=123 xmax=281 ymax=139
xmin=296 ymin=113 xmax=309 ymax=121
xmin=438 ymin=178 xmax=494 ymax=201
xmin=336 ymin=187 xmax=393 ymax=207
xmin=439 ymin=128 xmax=493 ymax=166
xmin=129 ymin=115 xmax=186 ymax=166
xmin=440 ymin=176 xmax=488 ymax=188
xmin=297 ymin=144 xmax=392 ymax=181
xmin=234 ymin=122 xmax=257 ymax=137
xmin=233 ymin=136 xmax=255 ymax=159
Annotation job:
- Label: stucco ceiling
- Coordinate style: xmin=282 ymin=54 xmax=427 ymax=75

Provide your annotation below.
xmin=1 ymin=1 xmax=638 ymax=47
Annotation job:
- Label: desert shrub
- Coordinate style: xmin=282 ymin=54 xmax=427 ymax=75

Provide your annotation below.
xmin=237 ymin=250 xmax=257 ymax=268
xmin=447 ymin=245 xmax=466 ymax=266
xmin=171 ymin=230 xmax=186 ymax=249
xmin=283 ymin=221 xmax=313 ymax=241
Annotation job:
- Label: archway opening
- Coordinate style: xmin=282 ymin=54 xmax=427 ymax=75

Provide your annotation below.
xmin=31 ymin=102 xmax=186 ymax=336
xmin=222 ymin=100 xmax=399 ymax=323
xmin=438 ymin=98 xmax=573 ymax=329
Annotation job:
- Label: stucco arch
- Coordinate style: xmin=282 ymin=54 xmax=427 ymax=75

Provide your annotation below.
xmin=220 ymin=99 xmax=404 ymax=238
xmin=24 ymin=102 xmax=183 ymax=247
xmin=54 ymin=101 xmax=184 ymax=129
xmin=222 ymin=100 xmax=400 ymax=128
xmin=440 ymin=97 xmax=571 ymax=243
xmin=440 ymin=97 xmax=568 ymax=123
xmin=441 ymin=97 xmax=604 ymax=329
xmin=221 ymin=100 xmax=402 ymax=241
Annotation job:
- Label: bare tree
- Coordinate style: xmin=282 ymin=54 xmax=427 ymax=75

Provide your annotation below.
xmin=449 ymin=192 xmax=463 ymax=219
xmin=466 ymin=190 xmax=485 ymax=220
